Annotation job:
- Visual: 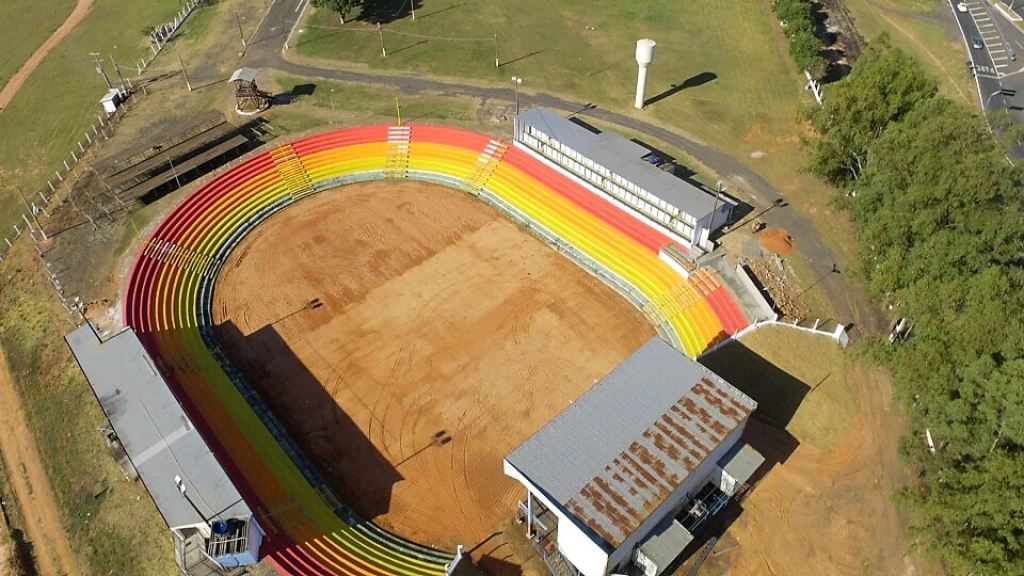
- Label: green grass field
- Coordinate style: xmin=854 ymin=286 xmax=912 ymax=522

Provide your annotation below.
xmin=703 ymin=324 xmax=858 ymax=451
xmin=0 ymin=0 xmax=77 ymax=93
xmin=0 ymin=0 xmax=185 ymax=236
xmin=297 ymin=0 xmax=806 ymax=160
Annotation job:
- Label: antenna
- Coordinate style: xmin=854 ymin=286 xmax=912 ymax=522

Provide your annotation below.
xmin=634 ymin=39 xmax=657 ymax=110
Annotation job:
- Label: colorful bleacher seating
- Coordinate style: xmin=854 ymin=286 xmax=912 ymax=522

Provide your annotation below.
xmin=123 ymin=125 xmax=749 ymax=576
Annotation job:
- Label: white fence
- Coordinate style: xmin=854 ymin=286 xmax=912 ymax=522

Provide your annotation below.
xmin=699 ymin=316 xmax=849 ymax=359
xmin=0 ymin=0 xmax=203 ymax=265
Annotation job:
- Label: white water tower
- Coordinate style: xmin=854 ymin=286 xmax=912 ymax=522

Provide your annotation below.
xmin=634 ymin=39 xmax=657 ymax=109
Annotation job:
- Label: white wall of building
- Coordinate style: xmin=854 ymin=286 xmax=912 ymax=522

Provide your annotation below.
xmin=504 ymin=461 xmax=611 ymax=576
xmin=558 ymin=517 xmax=612 ymax=576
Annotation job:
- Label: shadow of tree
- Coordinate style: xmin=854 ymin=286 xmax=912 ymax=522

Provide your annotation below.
xmin=359 ymin=0 xmax=423 ymax=23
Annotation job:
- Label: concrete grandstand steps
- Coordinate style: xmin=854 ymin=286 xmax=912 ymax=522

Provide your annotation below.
xmin=462 ymin=139 xmax=509 ymax=194
xmin=661 ymin=243 xmax=698 ymax=275
xmin=385 ymin=126 xmax=412 ymax=179
xmin=644 ymin=282 xmax=702 ymax=323
xmin=141 ymin=239 xmax=219 ymax=278
xmin=271 ymin=144 xmax=315 ymax=200
xmin=689 ymin=269 xmax=722 ymax=297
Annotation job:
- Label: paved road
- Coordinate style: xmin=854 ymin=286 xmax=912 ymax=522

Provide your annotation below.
xmin=950 ymin=0 xmax=1024 ymax=154
xmin=240 ymin=0 xmax=886 ymax=334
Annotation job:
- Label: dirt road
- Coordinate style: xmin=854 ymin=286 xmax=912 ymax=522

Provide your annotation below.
xmin=0 ymin=348 xmax=79 ymax=576
xmin=0 ymin=0 xmax=95 ymax=113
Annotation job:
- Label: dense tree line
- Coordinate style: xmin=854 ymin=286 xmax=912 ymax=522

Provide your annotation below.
xmin=805 ymin=35 xmax=1024 ymax=575
xmin=311 ymin=0 xmax=412 ymax=24
xmin=772 ymin=0 xmax=828 ymax=78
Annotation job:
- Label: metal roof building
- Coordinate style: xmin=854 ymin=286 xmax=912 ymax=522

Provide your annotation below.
xmin=504 ymin=336 xmax=759 ymax=576
xmin=66 ymin=324 xmax=263 ymax=573
xmin=513 ymin=108 xmax=735 ymax=254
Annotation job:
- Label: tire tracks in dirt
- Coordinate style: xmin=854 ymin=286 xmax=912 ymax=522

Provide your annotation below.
xmin=0 ymin=0 xmax=96 ymax=113
xmin=0 ymin=348 xmax=79 ymax=576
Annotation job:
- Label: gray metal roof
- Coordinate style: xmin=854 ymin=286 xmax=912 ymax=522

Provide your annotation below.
xmin=516 ymin=107 xmax=721 ymax=218
xmin=637 ymin=517 xmax=694 ymax=572
xmin=505 ymin=336 xmax=756 ymax=550
xmin=229 ymin=67 xmax=259 ymax=83
xmin=719 ymin=441 xmax=765 ymax=486
xmin=66 ymin=324 xmax=251 ymax=530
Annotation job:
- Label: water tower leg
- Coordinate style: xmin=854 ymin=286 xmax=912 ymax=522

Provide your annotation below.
xmin=635 ymin=65 xmax=649 ymax=109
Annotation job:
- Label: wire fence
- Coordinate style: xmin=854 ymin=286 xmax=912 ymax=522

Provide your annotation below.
xmin=0 ymin=0 xmax=204 ymax=328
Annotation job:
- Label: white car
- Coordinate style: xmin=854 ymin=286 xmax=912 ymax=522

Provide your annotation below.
xmin=957 ymin=2 xmax=969 ymax=12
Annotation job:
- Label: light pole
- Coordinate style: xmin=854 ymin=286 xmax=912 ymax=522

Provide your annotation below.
xmin=512 ymin=76 xmax=522 ymax=115
xmin=986 ymin=89 xmax=1002 ymax=108
xmin=329 ymin=88 xmax=335 ymax=121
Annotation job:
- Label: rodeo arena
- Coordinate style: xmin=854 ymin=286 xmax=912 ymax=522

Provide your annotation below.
xmin=57 ymin=89 xmax=797 ymax=576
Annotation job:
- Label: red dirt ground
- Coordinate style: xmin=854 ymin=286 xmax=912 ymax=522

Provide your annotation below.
xmin=212 ymin=180 xmax=654 ymax=552
xmin=759 ymin=227 xmax=795 ymax=256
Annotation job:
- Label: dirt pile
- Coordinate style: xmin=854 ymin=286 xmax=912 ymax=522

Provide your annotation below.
xmin=759 ymin=227 xmax=795 ymax=255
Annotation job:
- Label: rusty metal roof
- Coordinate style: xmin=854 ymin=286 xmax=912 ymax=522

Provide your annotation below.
xmin=505 ymin=336 xmax=755 ymax=550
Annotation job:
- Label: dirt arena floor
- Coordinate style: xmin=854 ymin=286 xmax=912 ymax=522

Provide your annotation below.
xmin=212 ymin=180 xmax=654 ymax=552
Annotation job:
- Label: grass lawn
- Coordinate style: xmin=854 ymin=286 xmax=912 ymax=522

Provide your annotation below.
xmin=0 ymin=0 xmax=184 ymax=235
xmin=0 ymin=242 xmax=176 ymax=575
xmin=0 ymin=0 xmax=77 ymax=93
xmin=702 ymin=324 xmax=858 ymax=451
xmin=296 ymin=0 xmax=807 ymax=162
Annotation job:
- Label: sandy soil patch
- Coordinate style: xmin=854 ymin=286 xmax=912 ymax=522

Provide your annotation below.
xmin=212 ymin=180 xmax=654 ymax=551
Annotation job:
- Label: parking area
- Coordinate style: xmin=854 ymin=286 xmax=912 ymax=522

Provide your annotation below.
xmin=967 ymin=0 xmax=1014 ymax=76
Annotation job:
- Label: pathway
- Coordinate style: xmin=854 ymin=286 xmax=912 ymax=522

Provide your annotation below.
xmin=0 ymin=0 xmax=96 ymax=113
xmin=0 ymin=347 xmax=79 ymax=576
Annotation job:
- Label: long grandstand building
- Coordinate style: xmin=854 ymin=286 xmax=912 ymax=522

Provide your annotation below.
xmin=68 ymin=111 xmax=763 ymax=576
xmin=514 ymin=107 xmax=736 ymax=256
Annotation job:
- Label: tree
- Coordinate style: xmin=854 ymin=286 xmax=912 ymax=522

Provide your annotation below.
xmin=311 ymin=0 xmax=361 ymax=24
xmin=847 ymin=96 xmax=1024 ymax=299
xmin=804 ymin=30 xmax=1024 ymax=573
xmin=804 ymin=35 xmax=938 ymax=185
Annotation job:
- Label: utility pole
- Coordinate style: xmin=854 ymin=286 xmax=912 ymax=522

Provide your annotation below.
xmin=90 ymin=53 xmax=113 ymax=89
xmin=176 ymin=51 xmax=192 ymax=91
xmin=235 ymin=11 xmax=247 ymax=47
xmin=110 ymin=50 xmax=129 ymax=90
xmin=378 ymin=23 xmax=386 ymax=57
xmin=512 ymin=76 xmax=523 ymax=115
xmin=494 ymin=33 xmax=500 ymax=67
